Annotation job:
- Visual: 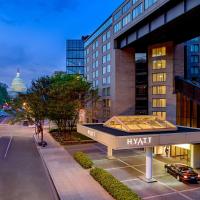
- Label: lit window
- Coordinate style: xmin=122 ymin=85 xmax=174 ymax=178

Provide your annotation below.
xmin=152 ymin=99 xmax=166 ymax=108
xmin=152 ymin=86 xmax=166 ymax=95
xmin=152 ymin=73 xmax=166 ymax=82
xmin=153 ymin=112 xmax=166 ymax=120
xmin=152 ymin=47 xmax=166 ymax=57
xmin=153 ymin=60 xmax=166 ymax=69
xmin=191 ymin=55 xmax=199 ymax=63
xmin=190 ymin=44 xmax=199 ymax=52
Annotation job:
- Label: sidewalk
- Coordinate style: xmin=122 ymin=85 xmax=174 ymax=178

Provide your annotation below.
xmin=36 ymin=129 xmax=113 ymax=200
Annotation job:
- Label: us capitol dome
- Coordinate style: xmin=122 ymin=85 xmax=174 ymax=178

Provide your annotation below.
xmin=8 ymin=70 xmax=27 ymax=98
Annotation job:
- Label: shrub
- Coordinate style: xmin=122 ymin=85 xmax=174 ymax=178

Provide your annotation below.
xmin=74 ymin=152 xmax=93 ymax=169
xmin=90 ymin=167 xmax=141 ymax=200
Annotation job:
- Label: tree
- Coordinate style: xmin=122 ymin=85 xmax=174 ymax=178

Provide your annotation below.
xmin=14 ymin=76 xmax=51 ymax=145
xmin=0 ymin=83 xmax=9 ymax=106
xmin=47 ymin=73 xmax=94 ymax=138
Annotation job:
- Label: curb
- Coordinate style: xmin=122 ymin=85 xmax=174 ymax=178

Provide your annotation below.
xmin=33 ymin=134 xmax=60 ymax=200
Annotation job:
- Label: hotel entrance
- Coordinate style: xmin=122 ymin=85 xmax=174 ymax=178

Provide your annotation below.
xmin=170 ymin=144 xmax=191 ymax=164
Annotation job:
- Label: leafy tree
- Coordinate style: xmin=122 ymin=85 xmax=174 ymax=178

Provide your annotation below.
xmin=47 ymin=73 xmax=93 ymax=138
xmin=0 ymin=83 xmax=9 ymax=106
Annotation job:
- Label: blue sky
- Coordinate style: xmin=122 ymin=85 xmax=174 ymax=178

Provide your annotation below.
xmin=0 ymin=0 xmax=123 ymax=86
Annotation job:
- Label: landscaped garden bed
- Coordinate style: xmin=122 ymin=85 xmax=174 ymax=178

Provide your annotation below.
xmin=74 ymin=152 xmax=93 ymax=169
xmin=49 ymin=128 xmax=95 ymax=145
xmin=90 ymin=167 xmax=141 ymax=200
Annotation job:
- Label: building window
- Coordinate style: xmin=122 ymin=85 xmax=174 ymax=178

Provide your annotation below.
xmin=103 ymin=45 xmax=106 ymax=53
xmin=145 ymin=0 xmax=157 ymax=9
xmin=122 ymin=1 xmax=131 ymax=14
xmin=153 ymin=112 xmax=166 ymax=120
xmin=152 ymin=86 xmax=166 ymax=95
xmin=107 ymin=54 xmax=111 ymax=62
xmin=152 ymin=73 xmax=166 ymax=82
xmin=133 ymin=0 xmax=139 ymax=4
xmin=95 ymin=60 xmax=98 ymax=68
xmin=190 ymin=44 xmax=199 ymax=52
xmin=152 ymin=99 xmax=166 ymax=108
xmin=114 ymin=10 xmax=122 ymax=21
xmin=103 ymin=56 xmax=106 ymax=64
xmin=103 ymin=77 xmax=107 ymax=85
xmin=122 ymin=13 xmax=131 ymax=27
xmin=92 ymin=72 xmax=95 ymax=79
xmin=103 ymin=67 xmax=106 ymax=74
xmin=107 ymin=76 xmax=111 ymax=84
xmin=153 ymin=60 xmax=166 ymax=69
xmin=114 ymin=21 xmax=122 ymax=33
xmin=132 ymin=3 xmax=143 ymax=19
xmin=191 ymin=66 xmax=199 ymax=74
xmin=107 ymin=31 xmax=111 ymax=39
xmin=191 ymin=55 xmax=199 ymax=63
xmin=107 ymin=64 xmax=111 ymax=73
xmin=95 ymin=70 xmax=98 ymax=78
xmin=107 ymin=42 xmax=111 ymax=50
xmin=152 ymin=47 xmax=166 ymax=57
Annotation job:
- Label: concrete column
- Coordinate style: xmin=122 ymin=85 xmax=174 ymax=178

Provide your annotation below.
xmin=146 ymin=147 xmax=153 ymax=180
xmin=190 ymin=144 xmax=200 ymax=168
xmin=107 ymin=146 xmax=113 ymax=159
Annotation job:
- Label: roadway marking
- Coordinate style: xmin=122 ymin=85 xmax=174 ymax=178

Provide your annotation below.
xmin=106 ymin=166 xmax=130 ymax=171
xmin=4 ymin=136 xmax=12 ymax=159
xmin=143 ymin=191 xmax=177 ymax=199
xmin=121 ymin=178 xmax=139 ymax=183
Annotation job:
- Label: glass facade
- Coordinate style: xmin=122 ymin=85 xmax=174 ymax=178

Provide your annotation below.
xmin=186 ymin=37 xmax=200 ymax=81
xmin=66 ymin=39 xmax=84 ymax=75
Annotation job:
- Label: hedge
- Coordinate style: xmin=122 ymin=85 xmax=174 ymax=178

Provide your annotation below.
xmin=74 ymin=152 xmax=93 ymax=169
xmin=90 ymin=167 xmax=141 ymax=200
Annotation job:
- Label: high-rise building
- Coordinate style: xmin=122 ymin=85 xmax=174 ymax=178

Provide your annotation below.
xmin=84 ymin=0 xmax=200 ymax=125
xmin=185 ymin=37 xmax=200 ymax=81
xmin=66 ymin=39 xmax=84 ymax=75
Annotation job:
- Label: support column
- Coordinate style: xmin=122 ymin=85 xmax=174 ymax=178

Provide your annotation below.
xmin=190 ymin=144 xmax=200 ymax=168
xmin=146 ymin=147 xmax=153 ymax=181
xmin=107 ymin=146 xmax=114 ymax=159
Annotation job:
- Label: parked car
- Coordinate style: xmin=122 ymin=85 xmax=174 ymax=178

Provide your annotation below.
xmin=165 ymin=163 xmax=200 ymax=183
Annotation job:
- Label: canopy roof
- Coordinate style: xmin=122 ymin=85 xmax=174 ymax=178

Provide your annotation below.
xmin=104 ymin=116 xmax=177 ymax=133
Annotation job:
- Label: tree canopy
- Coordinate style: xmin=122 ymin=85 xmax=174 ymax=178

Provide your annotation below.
xmin=0 ymin=83 xmax=9 ymax=106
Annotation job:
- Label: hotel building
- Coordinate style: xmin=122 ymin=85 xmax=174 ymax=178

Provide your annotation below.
xmin=80 ymin=0 xmax=200 ymax=170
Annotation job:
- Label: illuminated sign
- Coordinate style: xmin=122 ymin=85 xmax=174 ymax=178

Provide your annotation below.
xmin=127 ymin=137 xmax=152 ymax=146
xmin=87 ymin=130 xmax=96 ymax=138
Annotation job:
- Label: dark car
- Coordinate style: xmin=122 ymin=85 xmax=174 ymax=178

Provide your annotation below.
xmin=165 ymin=163 xmax=200 ymax=183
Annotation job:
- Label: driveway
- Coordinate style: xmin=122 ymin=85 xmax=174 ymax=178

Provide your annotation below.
xmin=66 ymin=143 xmax=200 ymax=200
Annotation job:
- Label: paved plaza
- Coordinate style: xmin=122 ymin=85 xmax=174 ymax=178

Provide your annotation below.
xmin=66 ymin=143 xmax=200 ymax=200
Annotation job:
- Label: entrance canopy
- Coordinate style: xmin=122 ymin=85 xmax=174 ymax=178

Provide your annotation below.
xmin=77 ymin=116 xmax=200 ymax=150
xmin=104 ymin=116 xmax=177 ymax=133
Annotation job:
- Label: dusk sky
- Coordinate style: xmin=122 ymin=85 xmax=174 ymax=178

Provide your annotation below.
xmin=0 ymin=0 xmax=123 ymax=87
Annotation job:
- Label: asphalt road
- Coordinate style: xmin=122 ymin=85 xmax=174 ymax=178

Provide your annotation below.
xmin=0 ymin=125 xmax=58 ymax=200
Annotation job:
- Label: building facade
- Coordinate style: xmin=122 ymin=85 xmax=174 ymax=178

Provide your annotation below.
xmin=66 ymin=39 xmax=84 ymax=75
xmin=83 ymin=0 xmax=200 ymax=167
xmin=186 ymin=37 xmax=200 ymax=81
